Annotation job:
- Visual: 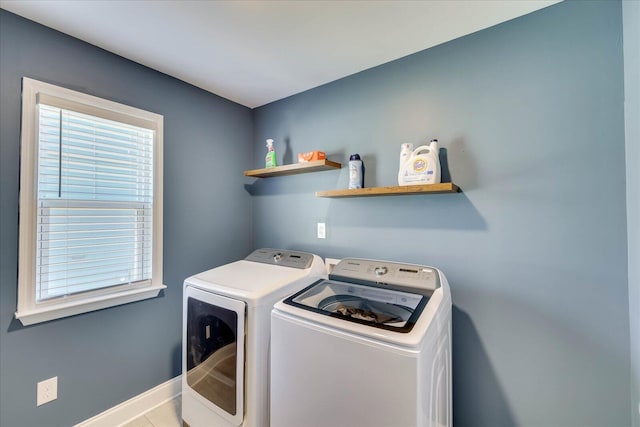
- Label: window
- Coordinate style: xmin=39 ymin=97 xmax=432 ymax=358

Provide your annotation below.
xmin=16 ymin=78 xmax=165 ymax=325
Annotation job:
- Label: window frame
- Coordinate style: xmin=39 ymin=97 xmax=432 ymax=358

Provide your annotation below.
xmin=16 ymin=77 xmax=165 ymax=326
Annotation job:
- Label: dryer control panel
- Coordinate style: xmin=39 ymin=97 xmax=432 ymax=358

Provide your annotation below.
xmin=245 ymin=248 xmax=315 ymax=269
xmin=329 ymin=258 xmax=440 ymax=292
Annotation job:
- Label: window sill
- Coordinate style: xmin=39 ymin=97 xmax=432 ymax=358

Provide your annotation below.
xmin=15 ymin=284 xmax=167 ymax=326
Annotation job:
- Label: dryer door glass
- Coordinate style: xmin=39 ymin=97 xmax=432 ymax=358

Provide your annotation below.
xmin=185 ymin=292 xmax=245 ymax=421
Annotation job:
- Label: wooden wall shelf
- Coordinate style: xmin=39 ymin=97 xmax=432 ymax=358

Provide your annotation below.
xmin=244 ymin=159 xmax=341 ymax=178
xmin=315 ymin=182 xmax=459 ymax=198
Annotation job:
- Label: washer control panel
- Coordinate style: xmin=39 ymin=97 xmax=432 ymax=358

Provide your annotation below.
xmin=330 ymin=258 xmax=440 ymax=291
xmin=245 ymin=248 xmax=315 ymax=269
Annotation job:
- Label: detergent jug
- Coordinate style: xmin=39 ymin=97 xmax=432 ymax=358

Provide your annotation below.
xmin=398 ymin=139 xmax=441 ymax=186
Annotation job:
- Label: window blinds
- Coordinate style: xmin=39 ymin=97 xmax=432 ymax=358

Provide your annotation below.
xmin=36 ymin=103 xmax=154 ymax=301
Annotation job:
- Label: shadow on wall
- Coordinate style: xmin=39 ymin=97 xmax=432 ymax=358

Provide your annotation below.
xmin=172 ymin=341 xmax=182 ymax=376
xmin=440 ymin=147 xmax=452 ymax=184
xmin=243 ymin=176 xmax=325 ymax=196
xmin=453 ymin=306 xmax=516 ymax=427
xmin=283 ymin=136 xmax=293 ymax=166
xmin=6 ymin=290 xmax=169 ymax=332
xmin=244 ymin=185 xmax=487 ymax=232
xmin=445 ymin=138 xmax=479 ymax=191
xmin=324 ymin=193 xmax=488 ymax=231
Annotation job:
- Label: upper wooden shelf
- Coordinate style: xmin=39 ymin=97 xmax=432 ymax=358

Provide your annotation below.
xmin=315 ymin=182 xmax=459 ymax=198
xmin=244 ymin=159 xmax=342 ymax=178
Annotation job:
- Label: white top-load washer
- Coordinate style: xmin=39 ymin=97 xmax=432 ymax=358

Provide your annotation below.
xmin=182 ymin=248 xmax=325 ymax=427
xmin=271 ymin=258 xmax=452 ymax=427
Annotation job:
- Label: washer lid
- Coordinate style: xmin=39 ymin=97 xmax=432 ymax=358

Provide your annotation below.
xmin=283 ymin=279 xmax=428 ymax=333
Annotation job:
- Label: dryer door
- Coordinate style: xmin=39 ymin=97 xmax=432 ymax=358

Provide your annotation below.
xmin=184 ymin=285 xmax=246 ymax=425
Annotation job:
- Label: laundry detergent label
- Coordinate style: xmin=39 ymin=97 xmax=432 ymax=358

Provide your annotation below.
xmin=401 ymin=156 xmax=435 ymax=183
xmin=412 ymin=158 xmax=427 ymax=172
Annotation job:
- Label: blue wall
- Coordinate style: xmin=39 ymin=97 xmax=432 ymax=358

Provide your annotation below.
xmin=0 ymin=10 xmax=253 ymax=427
xmin=1 ymin=1 xmax=636 ymax=426
xmin=624 ymin=0 xmax=640 ymax=424
xmin=251 ymin=1 xmax=630 ymax=425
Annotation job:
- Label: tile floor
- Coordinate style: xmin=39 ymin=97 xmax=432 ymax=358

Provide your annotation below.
xmin=123 ymin=396 xmax=181 ymax=427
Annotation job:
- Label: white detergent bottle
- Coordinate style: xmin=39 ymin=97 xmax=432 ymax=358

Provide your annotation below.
xmin=398 ymin=139 xmax=441 ymax=186
xmin=348 ymin=154 xmax=364 ymax=189
xmin=398 ymin=143 xmax=414 ymax=185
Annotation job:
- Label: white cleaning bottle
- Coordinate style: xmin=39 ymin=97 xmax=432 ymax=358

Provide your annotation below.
xmin=265 ymin=138 xmax=277 ymax=168
xmin=398 ymin=139 xmax=441 ymax=186
xmin=398 ymin=143 xmax=414 ymax=185
xmin=348 ymin=154 xmax=364 ymax=189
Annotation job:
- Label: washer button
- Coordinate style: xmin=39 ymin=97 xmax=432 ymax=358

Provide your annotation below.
xmin=374 ymin=266 xmax=388 ymax=276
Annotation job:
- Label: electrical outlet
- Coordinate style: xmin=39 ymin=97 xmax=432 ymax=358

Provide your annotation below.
xmin=37 ymin=376 xmax=57 ymax=406
xmin=317 ymin=222 xmax=326 ymax=239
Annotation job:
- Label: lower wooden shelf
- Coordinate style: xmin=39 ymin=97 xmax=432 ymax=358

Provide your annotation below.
xmin=315 ymin=182 xmax=459 ymax=198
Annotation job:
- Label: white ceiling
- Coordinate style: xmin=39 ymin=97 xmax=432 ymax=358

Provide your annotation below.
xmin=0 ymin=0 xmax=560 ymax=108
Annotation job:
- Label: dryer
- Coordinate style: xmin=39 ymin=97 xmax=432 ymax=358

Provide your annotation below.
xmin=182 ymin=248 xmax=325 ymax=427
xmin=271 ymin=258 xmax=452 ymax=427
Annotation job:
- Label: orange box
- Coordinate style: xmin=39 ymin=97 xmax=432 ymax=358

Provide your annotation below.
xmin=297 ymin=150 xmax=326 ymax=163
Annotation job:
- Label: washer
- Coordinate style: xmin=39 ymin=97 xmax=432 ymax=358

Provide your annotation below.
xmin=271 ymin=258 xmax=452 ymax=427
xmin=182 ymin=248 xmax=325 ymax=427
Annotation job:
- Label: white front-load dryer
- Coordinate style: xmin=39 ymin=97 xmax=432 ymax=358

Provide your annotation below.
xmin=271 ymin=258 xmax=452 ymax=427
xmin=182 ymin=248 xmax=325 ymax=427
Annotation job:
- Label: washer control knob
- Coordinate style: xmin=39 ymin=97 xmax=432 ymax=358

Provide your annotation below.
xmin=374 ymin=266 xmax=388 ymax=276
xmin=273 ymin=253 xmax=283 ymax=262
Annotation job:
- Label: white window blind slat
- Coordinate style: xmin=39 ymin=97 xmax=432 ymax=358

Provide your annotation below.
xmin=43 ymin=247 xmax=151 ymax=264
xmin=38 ymin=238 xmax=152 ymax=250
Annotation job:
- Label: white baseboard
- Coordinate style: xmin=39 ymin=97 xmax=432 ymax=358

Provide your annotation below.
xmin=74 ymin=375 xmax=182 ymax=427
